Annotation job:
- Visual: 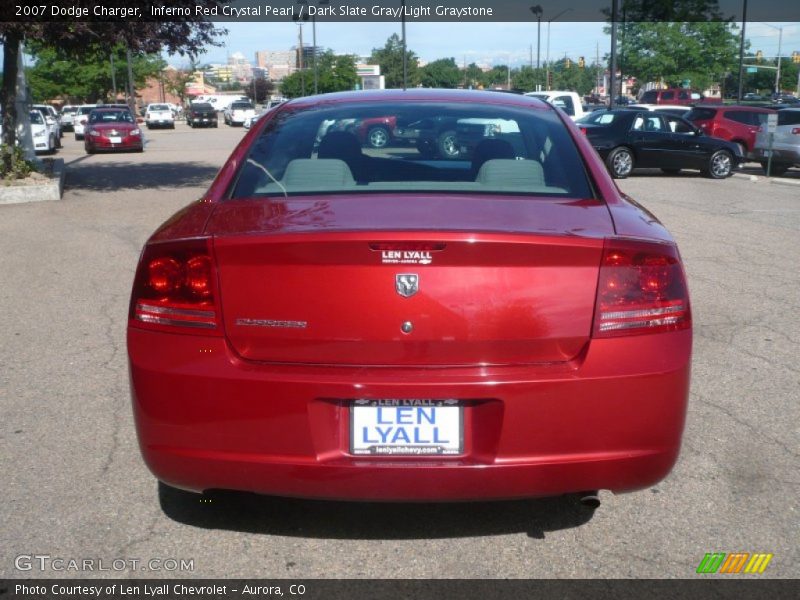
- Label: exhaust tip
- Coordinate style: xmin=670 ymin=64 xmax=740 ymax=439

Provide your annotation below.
xmin=578 ymin=491 xmax=601 ymax=509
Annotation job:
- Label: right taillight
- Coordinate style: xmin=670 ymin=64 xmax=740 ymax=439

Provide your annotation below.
xmin=593 ymin=239 xmax=691 ymax=338
xmin=128 ymin=238 xmax=221 ymax=335
xmin=791 ymin=128 xmax=800 ymax=135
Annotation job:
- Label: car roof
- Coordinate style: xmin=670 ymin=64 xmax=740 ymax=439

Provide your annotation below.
xmin=283 ymin=88 xmax=554 ymax=111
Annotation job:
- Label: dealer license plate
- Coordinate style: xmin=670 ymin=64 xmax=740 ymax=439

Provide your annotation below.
xmin=350 ymin=399 xmax=462 ymax=456
xmin=109 ymin=136 xmax=122 ymax=144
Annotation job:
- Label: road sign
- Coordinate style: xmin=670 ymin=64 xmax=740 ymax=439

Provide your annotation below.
xmin=767 ymin=113 xmax=778 ymax=133
xmin=746 ymin=67 xmax=758 ymax=73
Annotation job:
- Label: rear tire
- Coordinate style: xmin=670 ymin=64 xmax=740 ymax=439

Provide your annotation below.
xmin=437 ymin=130 xmax=460 ymax=159
xmin=706 ymin=150 xmax=733 ymax=179
xmin=761 ymin=161 xmax=790 ymax=176
xmin=367 ymin=126 xmax=390 ymax=149
xmin=606 ymin=146 xmax=634 ymax=178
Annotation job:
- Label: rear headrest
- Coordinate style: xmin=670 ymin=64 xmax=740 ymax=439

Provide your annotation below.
xmin=283 ymin=159 xmax=355 ymax=189
xmin=318 ymin=131 xmax=363 ymax=162
xmin=476 ymin=159 xmax=545 ymax=188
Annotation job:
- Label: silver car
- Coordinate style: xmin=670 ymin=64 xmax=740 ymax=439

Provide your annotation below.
xmin=754 ymin=108 xmax=800 ymax=176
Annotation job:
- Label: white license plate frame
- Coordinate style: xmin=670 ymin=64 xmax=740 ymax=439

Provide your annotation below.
xmin=350 ymin=399 xmax=463 ymax=456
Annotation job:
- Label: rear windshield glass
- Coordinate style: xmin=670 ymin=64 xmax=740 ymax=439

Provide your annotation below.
xmin=192 ymin=103 xmax=214 ymax=110
xmin=90 ymin=110 xmax=134 ymax=123
xmin=149 ymin=104 xmax=170 ymax=111
xmin=579 ymin=111 xmax=618 ymax=125
xmin=232 ymin=102 xmax=253 ymax=110
xmin=777 ymin=110 xmax=800 ymax=126
xmin=230 ymin=101 xmax=594 ymax=199
xmin=62 ymin=107 xmax=78 ymax=114
xmin=79 ymin=106 xmax=96 ymax=114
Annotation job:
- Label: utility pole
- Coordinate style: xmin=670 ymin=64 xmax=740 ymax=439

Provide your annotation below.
xmin=596 ymin=42 xmax=600 ymax=96
xmin=737 ymin=0 xmax=748 ymax=102
xmin=126 ymin=45 xmax=135 ymax=114
xmin=609 ymin=0 xmax=619 ymax=106
xmin=110 ymin=53 xmax=117 ymax=100
xmin=401 ymin=0 xmax=407 ymax=90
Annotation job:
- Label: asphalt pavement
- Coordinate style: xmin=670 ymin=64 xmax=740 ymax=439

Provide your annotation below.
xmin=1 ymin=124 xmax=797 ymax=579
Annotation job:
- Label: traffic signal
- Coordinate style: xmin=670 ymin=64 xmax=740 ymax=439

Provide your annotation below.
xmin=578 ymin=56 xmax=585 ymax=68
xmin=565 ymin=58 xmax=571 ymax=69
xmin=756 ymin=50 xmax=763 ymax=63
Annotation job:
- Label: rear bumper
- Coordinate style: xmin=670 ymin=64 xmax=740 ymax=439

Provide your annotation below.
xmin=128 ymin=328 xmax=691 ymax=501
xmin=87 ymin=137 xmax=142 ymax=151
xmin=754 ymin=146 xmax=800 ymax=165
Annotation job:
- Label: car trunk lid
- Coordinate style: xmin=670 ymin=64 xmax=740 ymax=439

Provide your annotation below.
xmin=207 ymin=194 xmax=613 ymax=367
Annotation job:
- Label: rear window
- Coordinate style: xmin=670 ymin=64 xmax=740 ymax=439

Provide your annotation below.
xmin=580 ymin=111 xmax=618 ymax=125
xmin=62 ymin=107 xmax=78 ymax=114
xmin=232 ymin=102 xmax=253 ymax=110
xmin=231 ymin=101 xmax=593 ymax=199
xmin=685 ymin=107 xmax=718 ymax=121
xmin=90 ymin=110 xmax=134 ymax=123
xmin=79 ymin=106 xmax=96 ymax=114
xmin=777 ymin=110 xmax=800 ymax=126
xmin=149 ymin=104 xmax=170 ymax=111
xmin=640 ymin=91 xmax=658 ymax=103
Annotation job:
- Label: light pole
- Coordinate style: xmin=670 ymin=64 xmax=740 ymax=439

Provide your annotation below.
xmin=546 ymin=8 xmax=572 ymax=91
xmin=401 ymin=0 xmax=407 ymax=90
xmin=530 ymin=5 xmax=543 ymax=70
xmin=760 ymin=23 xmax=783 ymax=94
xmin=609 ymin=0 xmax=619 ymax=106
xmin=293 ymin=5 xmax=309 ymax=96
xmin=737 ymin=0 xmax=748 ymax=102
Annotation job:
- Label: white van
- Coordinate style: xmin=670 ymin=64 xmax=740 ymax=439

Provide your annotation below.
xmin=524 ymin=91 xmax=586 ymax=121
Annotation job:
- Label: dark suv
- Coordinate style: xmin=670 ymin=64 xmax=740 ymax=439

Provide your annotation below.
xmin=685 ymin=105 xmax=776 ymax=158
xmin=187 ymin=103 xmax=218 ymax=128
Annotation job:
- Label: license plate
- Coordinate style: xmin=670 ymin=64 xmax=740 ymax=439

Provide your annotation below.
xmin=350 ymin=399 xmax=463 ymax=456
xmin=109 ymin=136 xmax=122 ymax=143
xmin=762 ymin=150 xmax=772 ymax=157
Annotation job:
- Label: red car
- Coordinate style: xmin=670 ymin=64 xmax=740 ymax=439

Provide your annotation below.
xmin=128 ymin=89 xmax=691 ymax=504
xmin=355 ymin=116 xmax=397 ymax=148
xmin=84 ymin=108 xmax=143 ymax=154
xmin=685 ymin=105 xmax=776 ymax=158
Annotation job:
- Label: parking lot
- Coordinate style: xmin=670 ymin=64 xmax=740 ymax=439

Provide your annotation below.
xmin=1 ymin=123 xmax=798 ymax=578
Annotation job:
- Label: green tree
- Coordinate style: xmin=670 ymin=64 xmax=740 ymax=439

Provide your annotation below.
xmin=551 ymin=59 xmax=598 ymax=95
xmin=419 ymin=58 xmax=461 ymax=88
xmin=369 ymin=33 xmax=419 ymax=89
xmin=279 ymin=52 xmax=358 ymax=99
xmin=244 ymin=77 xmax=275 ymax=104
xmin=616 ymin=21 xmax=740 ymax=91
xmin=27 ymin=44 xmax=165 ymax=103
xmin=463 ymin=63 xmax=484 ymax=89
xmin=481 ymin=65 xmax=510 ymax=89
xmin=511 ymin=66 xmax=543 ymax=91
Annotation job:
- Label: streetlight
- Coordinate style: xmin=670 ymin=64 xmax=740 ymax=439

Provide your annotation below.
xmin=530 ymin=5 xmax=543 ymax=70
xmin=760 ymin=22 xmax=783 ymax=94
xmin=546 ymin=8 xmax=572 ymax=91
xmin=737 ymin=0 xmax=748 ymax=102
xmin=292 ymin=3 xmax=309 ymax=96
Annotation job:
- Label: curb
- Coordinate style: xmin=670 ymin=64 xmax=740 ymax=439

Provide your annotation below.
xmin=0 ymin=158 xmax=65 ymax=205
xmin=731 ymin=171 xmax=800 ymax=187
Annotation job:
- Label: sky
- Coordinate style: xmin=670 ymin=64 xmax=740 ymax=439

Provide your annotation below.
xmin=178 ymin=21 xmax=800 ymax=69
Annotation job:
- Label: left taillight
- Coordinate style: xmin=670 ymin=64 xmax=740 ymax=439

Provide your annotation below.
xmin=592 ymin=239 xmax=691 ymax=338
xmin=128 ymin=238 xmax=221 ymax=335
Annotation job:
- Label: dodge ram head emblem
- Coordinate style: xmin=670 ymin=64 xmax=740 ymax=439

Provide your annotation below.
xmin=395 ymin=274 xmax=419 ymax=297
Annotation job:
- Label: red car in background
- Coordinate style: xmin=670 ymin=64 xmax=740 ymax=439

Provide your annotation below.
xmin=127 ymin=89 xmax=691 ymax=505
xmin=84 ymin=108 xmax=143 ymax=154
xmin=685 ymin=105 xmax=775 ymax=158
xmin=355 ymin=116 xmax=397 ymax=148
